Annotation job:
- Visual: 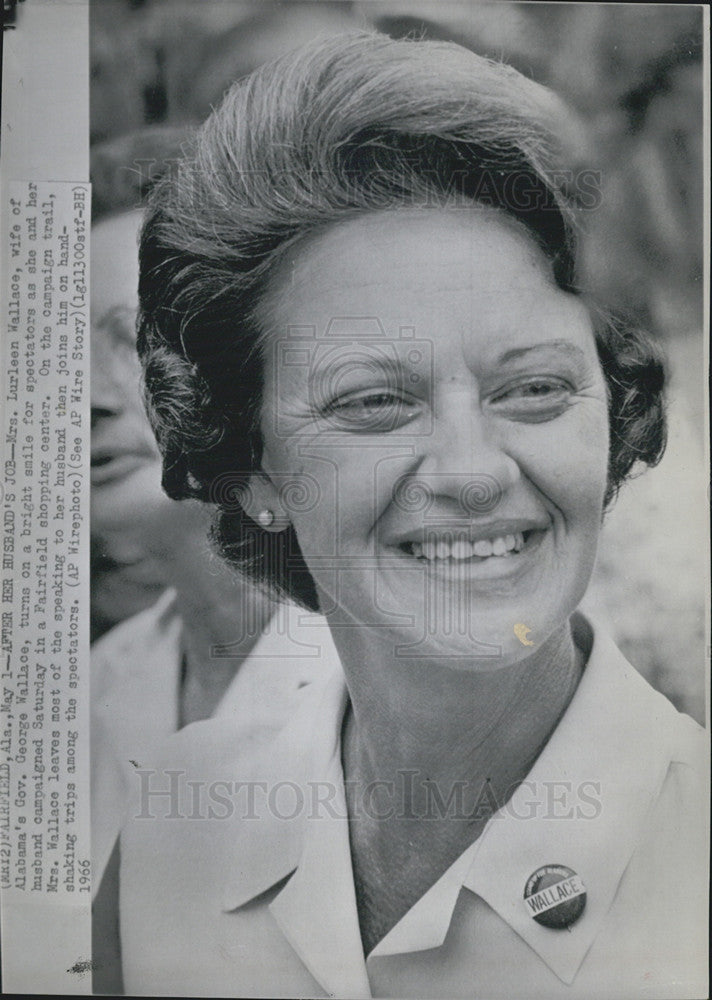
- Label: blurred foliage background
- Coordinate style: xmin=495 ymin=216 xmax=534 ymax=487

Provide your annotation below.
xmin=90 ymin=0 xmax=707 ymax=721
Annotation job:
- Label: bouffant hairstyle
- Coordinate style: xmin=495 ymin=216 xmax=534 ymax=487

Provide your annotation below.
xmin=137 ymin=31 xmax=666 ymax=612
xmin=91 ymin=124 xmax=194 ymax=222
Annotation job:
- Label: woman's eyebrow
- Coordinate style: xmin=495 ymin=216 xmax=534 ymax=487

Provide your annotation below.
xmin=308 ymin=354 xmax=404 ymax=396
xmin=496 ymin=340 xmax=588 ymax=365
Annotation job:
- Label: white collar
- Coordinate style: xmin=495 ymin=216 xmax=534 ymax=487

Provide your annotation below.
xmin=210 ymin=614 xmax=693 ymax=995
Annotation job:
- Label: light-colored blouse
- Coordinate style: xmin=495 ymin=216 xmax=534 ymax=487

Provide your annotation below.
xmin=118 ymin=614 xmax=709 ymax=998
xmin=91 ymin=590 xmax=340 ymax=889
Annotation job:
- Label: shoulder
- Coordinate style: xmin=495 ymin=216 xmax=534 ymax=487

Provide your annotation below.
xmin=91 ymin=588 xmax=180 ymax=681
xmin=619 ymin=632 xmax=708 ymax=793
xmin=215 ymin=603 xmax=341 ymax=724
xmin=91 ymin=587 xmax=182 ymax=748
xmin=121 ymin=667 xmax=338 ymax=832
xmin=614 ymin=711 xmax=709 ymax=994
xmin=664 ymin=708 xmax=709 ymax=818
xmin=602 ymin=626 xmax=710 ymax=893
xmin=118 ymin=671 xmax=340 ymax=949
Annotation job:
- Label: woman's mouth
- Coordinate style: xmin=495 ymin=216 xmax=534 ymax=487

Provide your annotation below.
xmin=90 ymin=450 xmax=153 ymax=486
xmin=395 ymin=526 xmax=546 ymax=567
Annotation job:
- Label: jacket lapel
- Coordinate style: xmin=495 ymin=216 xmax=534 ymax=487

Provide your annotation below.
xmin=222 ymin=672 xmax=371 ymax=997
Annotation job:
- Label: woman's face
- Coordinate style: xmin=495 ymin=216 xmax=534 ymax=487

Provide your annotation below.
xmin=257 ymin=208 xmax=609 ymax=668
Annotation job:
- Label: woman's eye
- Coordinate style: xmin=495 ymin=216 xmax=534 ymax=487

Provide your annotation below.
xmin=323 ymin=392 xmax=418 ymax=432
xmin=491 ymin=378 xmax=574 ymax=419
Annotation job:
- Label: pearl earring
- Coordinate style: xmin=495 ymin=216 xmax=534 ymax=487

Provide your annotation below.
xmin=257 ymin=509 xmax=274 ymax=528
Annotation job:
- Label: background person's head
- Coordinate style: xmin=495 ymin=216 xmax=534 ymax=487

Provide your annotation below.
xmin=91 ymin=207 xmax=220 ymax=639
xmin=92 ymin=205 xmax=223 ymax=641
xmin=137 ymin=33 xmax=666 ymax=658
xmin=90 ymin=127 xmax=214 ymax=641
xmin=91 ymin=210 xmax=165 ymax=634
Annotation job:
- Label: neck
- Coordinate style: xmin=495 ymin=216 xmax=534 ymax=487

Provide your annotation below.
xmin=336 ymin=617 xmax=585 ymax=955
xmin=339 ymin=619 xmax=584 ymax=824
xmin=167 ymin=537 xmax=274 ymax=726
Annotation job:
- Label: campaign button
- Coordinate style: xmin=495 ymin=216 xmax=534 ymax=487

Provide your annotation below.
xmin=523 ymin=864 xmax=586 ymax=929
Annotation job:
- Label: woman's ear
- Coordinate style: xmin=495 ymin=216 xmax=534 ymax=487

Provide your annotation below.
xmin=242 ymin=471 xmax=291 ymax=531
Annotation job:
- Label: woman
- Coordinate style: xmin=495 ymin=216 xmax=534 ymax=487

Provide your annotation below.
xmin=115 ymin=33 xmax=707 ymax=998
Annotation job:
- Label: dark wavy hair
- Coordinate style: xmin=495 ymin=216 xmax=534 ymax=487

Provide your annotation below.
xmin=137 ymin=31 xmax=666 ymax=612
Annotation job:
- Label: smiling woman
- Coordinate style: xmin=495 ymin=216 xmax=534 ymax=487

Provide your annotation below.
xmin=113 ymin=31 xmax=708 ymax=999
xmin=251 ymin=207 xmax=609 ymax=669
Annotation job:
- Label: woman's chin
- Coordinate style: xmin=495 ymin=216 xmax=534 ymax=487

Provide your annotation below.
xmin=390 ymin=621 xmax=554 ymax=673
xmin=327 ymin=586 xmax=564 ymax=673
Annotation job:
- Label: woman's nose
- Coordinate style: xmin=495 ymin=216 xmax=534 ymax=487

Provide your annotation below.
xmin=410 ymin=401 xmax=520 ymax=516
xmin=90 ymin=369 xmax=123 ymax=424
xmin=91 ymin=340 xmax=126 ymax=420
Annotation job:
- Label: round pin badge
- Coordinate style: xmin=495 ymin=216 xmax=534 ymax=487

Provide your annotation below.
xmin=523 ymin=864 xmax=586 ymax=929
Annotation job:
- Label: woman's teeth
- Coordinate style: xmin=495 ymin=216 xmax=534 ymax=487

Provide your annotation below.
xmin=411 ymin=532 xmax=525 ymax=561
